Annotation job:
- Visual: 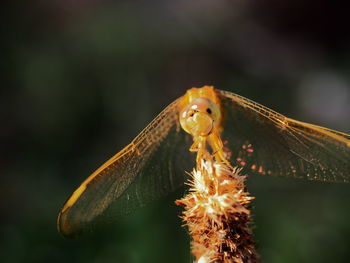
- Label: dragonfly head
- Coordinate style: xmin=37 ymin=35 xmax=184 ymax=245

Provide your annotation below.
xmin=179 ymin=97 xmax=221 ymax=137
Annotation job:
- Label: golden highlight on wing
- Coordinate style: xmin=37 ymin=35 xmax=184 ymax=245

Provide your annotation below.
xmin=219 ymin=90 xmax=350 ymax=183
xmin=57 ymin=98 xmax=193 ymax=237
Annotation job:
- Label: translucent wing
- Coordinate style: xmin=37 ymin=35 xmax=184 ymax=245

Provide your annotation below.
xmin=58 ymin=99 xmax=194 ymax=237
xmin=218 ymin=90 xmax=350 ymax=183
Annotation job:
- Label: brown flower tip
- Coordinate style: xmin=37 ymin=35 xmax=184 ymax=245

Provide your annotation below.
xmin=176 ymin=160 xmax=259 ymax=263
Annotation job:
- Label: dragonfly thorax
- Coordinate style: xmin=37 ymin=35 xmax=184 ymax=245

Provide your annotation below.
xmin=179 ymin=97 xmax=221 ymax=137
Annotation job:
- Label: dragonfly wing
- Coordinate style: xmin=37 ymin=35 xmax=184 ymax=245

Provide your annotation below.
xmin=58 ymin=99 xmax=194 ymax=237
xmin=218 ymin=90 xmax=350 ymax=183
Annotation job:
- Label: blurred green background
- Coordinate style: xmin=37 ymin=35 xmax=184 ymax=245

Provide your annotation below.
xmin=2 ymin=1 xmax=350 ymax=262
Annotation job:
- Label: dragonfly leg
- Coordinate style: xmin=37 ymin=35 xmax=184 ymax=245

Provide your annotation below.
xmin=209 ymin=132 xmax=233 ymax=169
xmin=190 ymin=136 xmax=210 ymax=166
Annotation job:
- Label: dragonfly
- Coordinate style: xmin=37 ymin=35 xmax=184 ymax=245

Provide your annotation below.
xmin=57 ymin=86 xmax=350 ymax=237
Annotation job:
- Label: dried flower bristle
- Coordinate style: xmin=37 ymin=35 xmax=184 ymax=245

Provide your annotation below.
xmin=176 ymin=159 xmax=259 ymax=263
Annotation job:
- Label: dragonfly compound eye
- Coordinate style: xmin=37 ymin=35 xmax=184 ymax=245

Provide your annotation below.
xmin=179 ymin=98 xmax=221 ymax=137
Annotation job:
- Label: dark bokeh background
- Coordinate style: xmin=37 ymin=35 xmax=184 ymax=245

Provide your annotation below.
xmin=2 ymin=1 xmax=350 ymax=262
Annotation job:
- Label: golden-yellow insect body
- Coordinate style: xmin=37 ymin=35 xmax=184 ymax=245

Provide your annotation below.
xmin=58 ymin=86 xmax=350 ymax=238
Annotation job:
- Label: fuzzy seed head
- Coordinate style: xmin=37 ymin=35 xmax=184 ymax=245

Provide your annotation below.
xmin=176 ymin=159 xmax=259 ymax=263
